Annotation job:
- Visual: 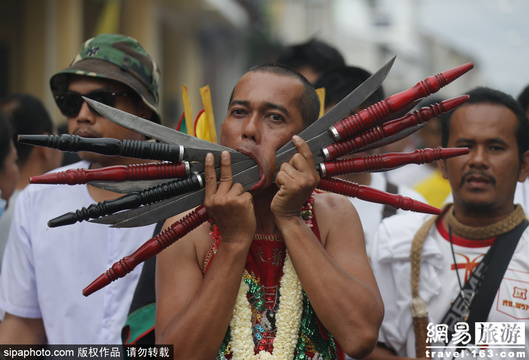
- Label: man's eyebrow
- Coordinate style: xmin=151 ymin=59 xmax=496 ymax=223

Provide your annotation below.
xmin=229 ymin=100 xmax=290 ymax=115
xmin=487 ymin=138 xmax=509 ymax=146
xmin=454 ymin=137 xmax=474 ymax=144
xmin=229 ymin=100 xmax=249 ymax=107
xmin=455 ymin=137 xmax=509 ymax=146
xmin=263 ymin=102 xmax=289 ymax=115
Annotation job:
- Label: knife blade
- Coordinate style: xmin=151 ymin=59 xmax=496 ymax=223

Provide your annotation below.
xmin=83 ymin=97 xmax=239 ymax=153
xmin=275 ymin=56 xmax=396 ymax=156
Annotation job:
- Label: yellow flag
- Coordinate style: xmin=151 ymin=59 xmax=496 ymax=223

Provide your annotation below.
xmin=316 ymin=87 xmax=325 ymax=118
xmin=196 ymin=86 xmax=217 ymax=143
xmin=194 ymin=110 xmax=213 ymax=143
xmin=181 ymin=84 xmax=195 ymax=136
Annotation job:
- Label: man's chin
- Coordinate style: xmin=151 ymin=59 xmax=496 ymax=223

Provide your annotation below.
xmin=459 ymin=199 xmax=495 ymax=214
xmin=78 ymin=151 xmax=95 ymax=163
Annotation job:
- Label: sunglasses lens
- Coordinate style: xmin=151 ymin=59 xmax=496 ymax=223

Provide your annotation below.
xmin=55 ymin=92 xmax=119 ymax=118
xmin=55 ymin=93 xmax=83 ymax=118
xmin=88 ymin=92 xmax=115 ymax=107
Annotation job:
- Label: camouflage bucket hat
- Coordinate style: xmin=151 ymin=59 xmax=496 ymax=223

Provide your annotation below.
xmin=50 ymin=33 xmax=161 ymax=123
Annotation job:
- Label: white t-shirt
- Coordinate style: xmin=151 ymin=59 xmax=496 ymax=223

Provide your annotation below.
xmin=0 ymin=188 xmax=20 ymax=268
xmin=0 ymin=161 xmax=156 ymax=344
xmin=348 ymin=172 xmax=426 ymax=256
xmin=371 ymin=211 xmax=529 ymax=359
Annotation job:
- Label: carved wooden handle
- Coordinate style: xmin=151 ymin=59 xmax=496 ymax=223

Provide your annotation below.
xmin=18 ymin=134 xmax=185 ymax=162
xmin=330 ymin=63 xmax=473 ymax=141
xmin=318 ymin=177 xmax=442 ymax=215
xmin=48 ymin=175 xmax=203 ymax=227
xmin=319 ymin=147 xmax=469 ymax=177
xmin=82 ymin=205 xmax=209 ymax=296
xmin=30 ymin=162 xmax=189 ymax=185
xmin=324 ymin=96 xmax=469 ymax=160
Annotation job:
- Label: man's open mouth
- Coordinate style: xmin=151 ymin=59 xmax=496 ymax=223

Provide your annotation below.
xmin=236 ymin=149 xmax=266 ymax=191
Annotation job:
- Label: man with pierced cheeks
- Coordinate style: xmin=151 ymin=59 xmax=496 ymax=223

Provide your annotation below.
xmin=155 ymin=64 xmax=384 ymax=359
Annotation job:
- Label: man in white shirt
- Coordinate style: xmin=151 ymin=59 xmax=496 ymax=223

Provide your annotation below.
xmin=368 ymin=87 xmax=529 ymax=359
xmin=0 ymin=34 xmax=161 ymax=344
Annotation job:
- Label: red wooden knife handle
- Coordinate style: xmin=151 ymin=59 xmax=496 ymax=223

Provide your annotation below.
xmin=319 ymin=147 xmax=469 ymax=177
xmin=331 ymin=63 xmax=473 ymax=141
xmin=324 ymin=126 xmax=385 ymax=160
xmin=318 ymin=177 xmax=441 ymax=215
xmin=30 ymin=162 xmax=188 ymax=185
xmin=324 ymin=96 xmax=469 ymax=160
xmin=82 ymin=205 xmax=208 ymax=296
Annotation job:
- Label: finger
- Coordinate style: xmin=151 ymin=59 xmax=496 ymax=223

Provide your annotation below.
xmin=288 ymin=152 xmax=314 ymax=177
xmin=204 ymin=152 xmax=218 ymax=197
xmin=292 ymin=135 xmax=314 ymax=164
xmin=241 ymin=192 xmax=254 ymax=208
xmin=274 ymin=170 xmax=290 ymax=189
xmin=291 ymin=135 xmax=319 ymax=179
xmin=277 ymin=161 xmax=297 ymax=180
xmin=277 ymin=160 xmax=313 ymax=189
xmin=217 ymin=151 xmax=233 ymax=192
xmin=228 ymin=182 xmax=246 ymax=196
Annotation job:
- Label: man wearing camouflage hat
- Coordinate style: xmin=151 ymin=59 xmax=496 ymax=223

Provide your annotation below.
xmin=0 ymin=34 xmax=160 ymax=344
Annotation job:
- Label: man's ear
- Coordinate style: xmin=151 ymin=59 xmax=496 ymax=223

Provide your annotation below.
xmin=518 ymin=149 xmax=529 ymax=182
xmin=39 ymin=146 xmax=51 ymax=162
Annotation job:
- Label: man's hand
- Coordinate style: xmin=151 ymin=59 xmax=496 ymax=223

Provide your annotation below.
xmin=203 ymin=151 xmax=256 ymax=242
xmin=272 ymin=135 xmax=320 ymax=219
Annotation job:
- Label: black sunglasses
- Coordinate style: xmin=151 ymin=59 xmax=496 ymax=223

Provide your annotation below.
xmin=54 ymin=91 xmax=133 ymax=118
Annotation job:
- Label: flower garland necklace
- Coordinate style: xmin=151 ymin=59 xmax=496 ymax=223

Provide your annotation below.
xmin=230 ymin=252 xmax=303 ymax=360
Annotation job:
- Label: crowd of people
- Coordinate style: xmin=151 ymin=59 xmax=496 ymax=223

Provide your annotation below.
xmin=0 ymin=33 xmax=528 ymax=360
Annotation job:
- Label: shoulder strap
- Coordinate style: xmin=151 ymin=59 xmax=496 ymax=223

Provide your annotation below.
xmin=465 ymin=219 xmax=529 ymax=336
xmin=410 ymin=214 xmax=439 ymax=358
xmin=441 ymin=219 xmax=529 ymax=340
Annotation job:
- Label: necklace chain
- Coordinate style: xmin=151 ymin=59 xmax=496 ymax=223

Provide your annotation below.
xmin=448 ymin=225 xmax=477 ymax=321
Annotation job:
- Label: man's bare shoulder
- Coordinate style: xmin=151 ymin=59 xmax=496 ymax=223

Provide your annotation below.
xmin=312 ymin=192 xmax=362 ymax=246
xmin=313 ymin=191 xmax=358 ymax=215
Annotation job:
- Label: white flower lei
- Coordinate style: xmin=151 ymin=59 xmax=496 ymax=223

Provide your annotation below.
xmin=230 ymin=252 xmax=303 ymax=360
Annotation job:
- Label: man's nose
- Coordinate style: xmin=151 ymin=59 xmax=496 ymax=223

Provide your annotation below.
xmin=75 ymin=100 xmax=97 ymax=124
xmin=468 ymin=146 xmax=488 ymax=169
xmin=242 ymin=114 xmax=259 ymax=142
